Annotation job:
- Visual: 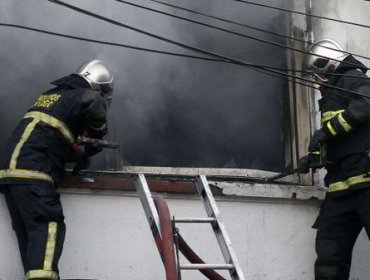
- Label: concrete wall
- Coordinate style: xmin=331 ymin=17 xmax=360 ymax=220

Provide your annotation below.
xmin=0 ymin=189 xmax=319 ymax=280
xmin=0 ymin=185 xmax=369 ymax=280
xmin=310 ymin=0 xmax=370 ymax=66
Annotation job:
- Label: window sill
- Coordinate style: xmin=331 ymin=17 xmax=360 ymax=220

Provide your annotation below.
xmin=60 ymin=170 xmax=325 ymax=203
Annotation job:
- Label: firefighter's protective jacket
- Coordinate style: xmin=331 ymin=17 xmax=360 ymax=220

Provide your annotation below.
xmin=319 ymin=56 xmax=370 ymax=195
xmin=0 ymin=75 xmax=107 ymax=186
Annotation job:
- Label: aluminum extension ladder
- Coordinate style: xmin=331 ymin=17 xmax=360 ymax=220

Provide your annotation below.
xmin=136 ymin=174 xmax=245 ymax=280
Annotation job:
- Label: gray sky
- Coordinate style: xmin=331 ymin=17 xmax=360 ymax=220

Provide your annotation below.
xmin=0 ymin=0 xmax=291 ymax=172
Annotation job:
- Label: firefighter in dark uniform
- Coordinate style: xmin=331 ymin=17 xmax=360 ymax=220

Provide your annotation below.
xmin=300 ymin=38 xmax=370 ymax=279
xmin=0 ymin=59 xmax=114 ymax=280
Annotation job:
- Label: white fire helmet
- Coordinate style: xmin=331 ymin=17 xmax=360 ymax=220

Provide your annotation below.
xmin=304 ymin=38 xmax=348 ymax=82
xmin=74 ymin=59 xmax=114 ymax=100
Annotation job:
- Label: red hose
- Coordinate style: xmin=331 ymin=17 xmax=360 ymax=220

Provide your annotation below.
xmin=178 ymin=233 xmax=226 ymax=280
xmin=153 ymin=196 xmax=178 ymax=280
xmin=153 ymin=195 xmax=226 ymax=280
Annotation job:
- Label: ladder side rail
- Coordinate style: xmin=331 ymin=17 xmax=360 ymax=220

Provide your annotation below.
xmin=135 ymin=174 xmax=162 ymax=239
xmin=195 ymin=175 xmax=236 ymax=262
xmin=136 ymin=175 xmax=178 ymax=280
xmin=195 ymin=175 xmax=246 ymax=280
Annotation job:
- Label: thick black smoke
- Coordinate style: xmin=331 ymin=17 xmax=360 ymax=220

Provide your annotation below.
xmin=0 ymin=0 xmax=291 ymax=172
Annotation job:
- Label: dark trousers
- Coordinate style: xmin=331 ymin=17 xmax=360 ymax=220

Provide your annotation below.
xmin=313 ymin=188 xmax=370 ymax=280
xmin=2 ymin=184 xmax=65 ymax=280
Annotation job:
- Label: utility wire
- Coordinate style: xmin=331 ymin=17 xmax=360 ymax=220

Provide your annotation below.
xmin=0 ymin=23 xmax=223 ymax=62
xmin=0 ymin=22 xmax=313 ymax=82
xmin=148 ymin=0 xmax=370 ymax=61
xmin=232 ymin=0 xmax=370 ymax=29
xmin=47 ymin=0 xmax=370 ymax=100
xmin=0 ymin=22 xmax=298 ymax=75
xmin=112 ymin=0 xmax=369 ymax=71
xmin=0 ymin=23 xmax=319 ymax=75
xmin=2 ymin=22 xmax=366 ymax=80
xmin=0 ymin=26 xmax=366 ymax=104
xmin=0 ymin=23 xmax=301 ymax=97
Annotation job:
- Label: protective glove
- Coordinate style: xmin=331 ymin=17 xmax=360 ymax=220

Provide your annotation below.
xmin=308 ymin=128 xmax=330 ymax=153
xmin=72 ymin=149 xmax=91 ymax=175
xmin=297 ymin=156 xmax=310 ymax=174
xmin=86 ymin=126 xmax=107 ymax=140
xmin=84 ymin=143 xmax=103 ymax=156
xmin=297 ymin=153 xmax=322 ymax=174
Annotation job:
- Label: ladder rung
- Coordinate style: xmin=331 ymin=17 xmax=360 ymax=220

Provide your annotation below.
xmin=180 ymin=264 xmax=234 ymax=270
xmin=173 ymin=217 xmax=216 ymax=223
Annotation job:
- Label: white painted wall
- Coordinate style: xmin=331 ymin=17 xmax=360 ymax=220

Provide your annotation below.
xmin=310 ymin=0 xmax=370 ymax=66
xmin=0 ymin=185 xmax=369 ymax=280
xmin=0 ymin=188 xmax=318 ymax=280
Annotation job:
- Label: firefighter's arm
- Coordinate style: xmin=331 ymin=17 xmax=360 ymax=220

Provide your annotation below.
xmin=80 ymin=90 xmax=108 ymax=139
xmin=309 ymin=76 xmax=370 ymax=152
xmin=80 ymin=90 xmax=108 ymax=156
xmin=324 ymin=83 xmax=370 ymax=137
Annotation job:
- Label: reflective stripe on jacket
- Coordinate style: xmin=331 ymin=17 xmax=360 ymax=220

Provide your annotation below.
xmin=319 ymin=56 xmax=370 ymax=196
xmin=0 ymin=75 xmax=107 ymax=184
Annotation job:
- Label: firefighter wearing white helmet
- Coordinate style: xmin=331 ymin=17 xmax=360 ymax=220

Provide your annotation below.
xmin=0 ymin=59 xmax=114 ymax=279
xmin=74 ymin=59 xmax=114 ymax=101
xmin=299 ymin=39 xmax=370 ymax=279
xmin=304 ymin=38 xmax=349 ymax=82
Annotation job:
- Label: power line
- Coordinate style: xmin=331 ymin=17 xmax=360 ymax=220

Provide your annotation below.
xmin=0 ymin=23 xmax=318 ymax=104
xmin=47 ymin=0 xmax=370 ymax=99
xmin=148 ymin=0 xmax=370 ymax=61
xmin=112 ymin=0 xmax=369 ymax=71
xmin=2 ymin=22 xmax=368 ymax=81
xmin=0 ymin=25 xmax=367 ymax=105
xmin=232 ymin=0 xmax=370 ymax=29
xmin=0 ymin=23 xmax=314 ymax=75
xmin=0 ymin=23 xmax=223 ymax=62
xmin=46 ymin=0 xmax=370 ymax=100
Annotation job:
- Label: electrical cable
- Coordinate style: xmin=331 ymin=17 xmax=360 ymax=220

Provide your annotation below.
xmin=148 ymin=0 xmax=370 ymax=61
xmin=3 ymin=22 xmax=367 ymax=81
xmin=0 ymin=23 xmax=225 ymax=62
xmin=0 ymin=23 xmax=321 ymax=76
xmin=0 ymin=11 xmax=367 ymax=102
xmin=232 ymin=0 xmax=370 ymax=29
xmin=0 ymin=22 xmax=311 ymax=84
xmin=46 ymin=0 xmax=370 ymax=100
xmin=250 ymin=67 xmax=370 ymax=105
xmin=112 ymin=0 xmax=369 ymax=71
xmin=0 ymin=27 xmax=367 ymax=109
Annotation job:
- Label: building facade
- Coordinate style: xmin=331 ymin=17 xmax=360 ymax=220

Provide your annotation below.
xmin=0 ymin=0 xmax=369 ymax=279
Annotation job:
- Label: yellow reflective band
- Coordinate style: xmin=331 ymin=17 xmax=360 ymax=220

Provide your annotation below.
xmin=0 ymin=169 xmax=53 ymax=183
xmin=338 ymin=112 xmax=352 ymax=132
xmin=10 ymin=119 xmax=39 ymax=169
xmin=321 ymin=109 xmax=345 ymax=123
xmin=328 ymin=174 xmax=370 ymax=193
xmin=24 ymin=111 xmax=75 ymax=144
xmin=26 ymin=269 xmax=59 ymax=280
xmin=326 ymin=121 xmax=337 ymax=136
xmin=311 ymin=151 xmax=321 ymax=155
xmin=44 ymin=222 xmax=57 ymax=271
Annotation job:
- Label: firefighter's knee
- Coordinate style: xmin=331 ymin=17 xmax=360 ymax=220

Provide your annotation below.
xmin=315 ymin=238 xmax=352 ymax=279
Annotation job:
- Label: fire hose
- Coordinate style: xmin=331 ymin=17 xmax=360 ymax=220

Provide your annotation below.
xmin=153 ymin=196 xmax=226 ymax=280
xmin=153 ymin=196 xmax=178 ymax=280
xmin=177 ymin=233 xmax=226 ymax=280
